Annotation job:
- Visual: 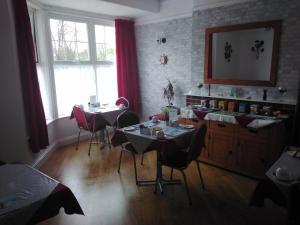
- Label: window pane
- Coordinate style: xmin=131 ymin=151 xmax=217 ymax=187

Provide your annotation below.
xmin=28 ymin=9 xmax=38 ymax=62
xmin=50 ymin=19 xmax=89 ymax=61
xmin=96 ymin=64 xmax=118 ymax=105
xmin=54 ymin=65 xmax=96 ymax=117
xmin=37 ymin=65 xmax=52 ymax=121
xmin=95 ymin=25 xmax=115 ymax=61
xmin=95 ymin=25 xmax=105 ymax=43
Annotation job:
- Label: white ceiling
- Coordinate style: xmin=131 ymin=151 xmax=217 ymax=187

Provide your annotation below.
xmin=33 ymin=0 xmax=253 ymax=24
xmin=35 ymin=0 xmax=159 ymax=18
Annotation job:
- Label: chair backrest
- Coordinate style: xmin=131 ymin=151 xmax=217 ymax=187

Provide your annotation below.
xmin=115 ymin=97 xmax=130 ymax=109
xmin=186 ymin=124 xmax=207 ymax=163
xmin=72 ymin=105 xmax=90 ymax=130
xmin=117 ymin=110 xmax=139 ymax=128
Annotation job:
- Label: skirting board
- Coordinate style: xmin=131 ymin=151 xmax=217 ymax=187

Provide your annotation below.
xmin=32 ymin=132 xmax=90 ymax=169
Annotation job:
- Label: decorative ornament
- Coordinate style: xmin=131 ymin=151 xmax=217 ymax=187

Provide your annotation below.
xmin=160 ymin=54 xmax=168 ymax=65
xmin=251 ymin=40 xmax=264 ymax=60
xmin=278 ymin=87 xmax=287 ymax=96
xmin=163 ymin=79 xmax=174 ymax=106
xmin=224 ymin=42 xmax=233 ymax=62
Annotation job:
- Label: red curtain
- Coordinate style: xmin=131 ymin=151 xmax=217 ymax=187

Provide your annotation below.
xmin=115 ymin=19 xmax=139 ymax=113
xmin=11 ymin=0 xmax=49 ymax=152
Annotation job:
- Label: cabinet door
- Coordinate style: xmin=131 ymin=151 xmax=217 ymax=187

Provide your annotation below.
xmin=237 ymin=137 xmax=268 ymax=178
xmin=207 ymin=131 xmax=236 ymax=168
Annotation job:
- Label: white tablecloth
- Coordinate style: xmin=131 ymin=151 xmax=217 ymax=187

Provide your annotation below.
xmin=87 ymin=106 xmax=125 ymax=126
xmin=0 ymin=164 xmax=58 ymax=225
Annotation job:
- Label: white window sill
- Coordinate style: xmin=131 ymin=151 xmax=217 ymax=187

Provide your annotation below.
xmin=46 ymin=115 xmax=70 ymax=125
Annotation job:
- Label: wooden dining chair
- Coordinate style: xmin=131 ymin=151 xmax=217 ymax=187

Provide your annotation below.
xmin=154 ymin=124 xmax=207 ymax=205
xmin=72 ymin=105 xmax=109 ymax=156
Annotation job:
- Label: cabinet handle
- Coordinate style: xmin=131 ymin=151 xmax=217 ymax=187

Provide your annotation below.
xmin=217 ymin=124 xmax=226 ymax=128
xmin=228 ymin=150 xmax=233 ymax=155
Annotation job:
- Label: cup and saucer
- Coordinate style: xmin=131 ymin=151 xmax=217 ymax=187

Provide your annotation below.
xmin=273 ymin=167 xmax=292 ymax=182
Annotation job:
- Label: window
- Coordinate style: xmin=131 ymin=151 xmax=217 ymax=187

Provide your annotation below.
xmin=50 ymin=19 xmax=89 ymax=62
xmin=28 ymin=7 xmax=53 ymax=121
xmin=94 ymin=24 xmax=118 ymax=107
xmin=95 ymin=25 xmax=115 ymax=62
xmin=49 ymin=18 xmax=117 ymax=117
xmin=28 ymin=8 xmax=38 ymax=62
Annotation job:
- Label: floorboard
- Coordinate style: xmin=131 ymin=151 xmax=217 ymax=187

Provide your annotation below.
xmin=38 ymin=140 xmax=286 ymax=225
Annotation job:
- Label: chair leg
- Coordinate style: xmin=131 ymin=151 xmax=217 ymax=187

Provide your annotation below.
xmin=88 ymin=132 xmax=94 ymax=156
xmin=170 ymin=168 xmax=174 ymax=180
xmin=154 ymin=172 xmax=159 ymax=194
xmin=76 ymin=129 xmax=81 ymax=150
xmin=180 ymin=170 xmax=192 ymax=206
xmin=131 ymin=152 xmax=138 ymax=185
xmin=196 ymin=160 xmax=205 ymax=190
xmin=106 ymin=129 xmax=111 ymax=149
xmin=95 ymin=131 xmax=99 ymax=143
xmin=117 ymin=149 xmax=123 ymax=173
xmin=141 ymin=153 xmax=145 ymax=165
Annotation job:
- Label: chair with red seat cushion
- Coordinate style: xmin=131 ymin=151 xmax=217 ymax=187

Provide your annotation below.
xmin=115 ymin=97 xmax=129 ymax=109
xmin=154 ymin=124 xmax=207 ymax=205
xmin=72 ymin=105 xmax=109 ymax=156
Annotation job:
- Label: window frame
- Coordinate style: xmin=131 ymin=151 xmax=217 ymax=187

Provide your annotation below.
xmin=48 ymin=13 xmax=114 ymax=65
xmin=28 ymin=7 xmax=39 ymax=63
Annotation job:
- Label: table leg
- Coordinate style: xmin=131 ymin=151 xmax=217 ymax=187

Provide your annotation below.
xmin=154 ymin=151 xmax=181 ymax=193
xmin=136 ymin=151 xmax=181 ymax=188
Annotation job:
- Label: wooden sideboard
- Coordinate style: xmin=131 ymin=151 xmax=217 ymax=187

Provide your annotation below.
xmin=179 ymin=118 xmax=286 ymax=179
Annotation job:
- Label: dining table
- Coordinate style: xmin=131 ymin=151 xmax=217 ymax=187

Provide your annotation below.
xmin=111 ymin=120 xmax=195 ymax=191
xmin=83 ymin=105 xmax=126 ymax=126
xmin=71 ymin=105 xmax=126 ymax=149
xmin=250 ymin=147 xmax=300 ymax=225
xmin=0 ymin=163 xmax=84 ymax=225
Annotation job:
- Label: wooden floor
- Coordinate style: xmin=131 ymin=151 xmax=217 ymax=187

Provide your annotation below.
xmin=39 ymin=140 xmax=286 ymax=225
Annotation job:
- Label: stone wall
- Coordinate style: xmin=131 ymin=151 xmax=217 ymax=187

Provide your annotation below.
xmin=135 ymin=0 xmax=300 ymax=119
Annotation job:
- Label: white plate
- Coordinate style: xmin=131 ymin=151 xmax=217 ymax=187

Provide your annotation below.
xmin=179 ymin=124 xmax=195 ymax=129
xmin=124 ymin=126 xmax=135 ymax=131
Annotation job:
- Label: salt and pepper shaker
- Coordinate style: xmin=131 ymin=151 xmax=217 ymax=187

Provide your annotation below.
xmin=263 ymin=89 xmax=268 ymax=101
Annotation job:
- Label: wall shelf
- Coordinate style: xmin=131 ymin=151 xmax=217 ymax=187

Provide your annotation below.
xmin=184 ymin=93 xmax=297 ymax=106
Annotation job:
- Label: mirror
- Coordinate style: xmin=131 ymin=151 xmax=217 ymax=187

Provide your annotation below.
xmin=204 ymin=20 xmax=281 ymax=86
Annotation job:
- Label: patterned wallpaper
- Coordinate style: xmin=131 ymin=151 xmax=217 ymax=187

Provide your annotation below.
xmin=135 ymin=0 xmax=300 ymax=118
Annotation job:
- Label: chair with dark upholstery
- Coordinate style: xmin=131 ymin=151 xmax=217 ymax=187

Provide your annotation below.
xmin=154 ymin=124 xmax=207 ymax=205
xmin=116 ymin=110 xmax=153 ymax=185
xmin=72 ymin=105 xmax=109 ymax=156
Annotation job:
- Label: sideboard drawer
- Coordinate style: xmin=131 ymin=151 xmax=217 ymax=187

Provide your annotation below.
xmin=239 ymin=127 xmax=270 ymax=139
xmin=209 ymin=121 xmax=237 ymax=133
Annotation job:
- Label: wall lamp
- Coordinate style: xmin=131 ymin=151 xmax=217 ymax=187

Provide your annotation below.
xmin=156 ymin=38 xmax=167 ymax=45
xmin=157 ymin=37 xmax=166 ymax=44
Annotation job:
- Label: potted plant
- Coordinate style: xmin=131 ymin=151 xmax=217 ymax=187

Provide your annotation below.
xmin=161 ymin=79 xmax=176 ymax=123
xmin=163 ymin=79 xmax=174 ymax=106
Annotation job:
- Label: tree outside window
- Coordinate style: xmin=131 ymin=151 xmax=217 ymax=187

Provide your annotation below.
xmin=50 ymin=19 xmax=89 ymax=61
xmin=95 ymin=25 xmax=115 ymax=62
